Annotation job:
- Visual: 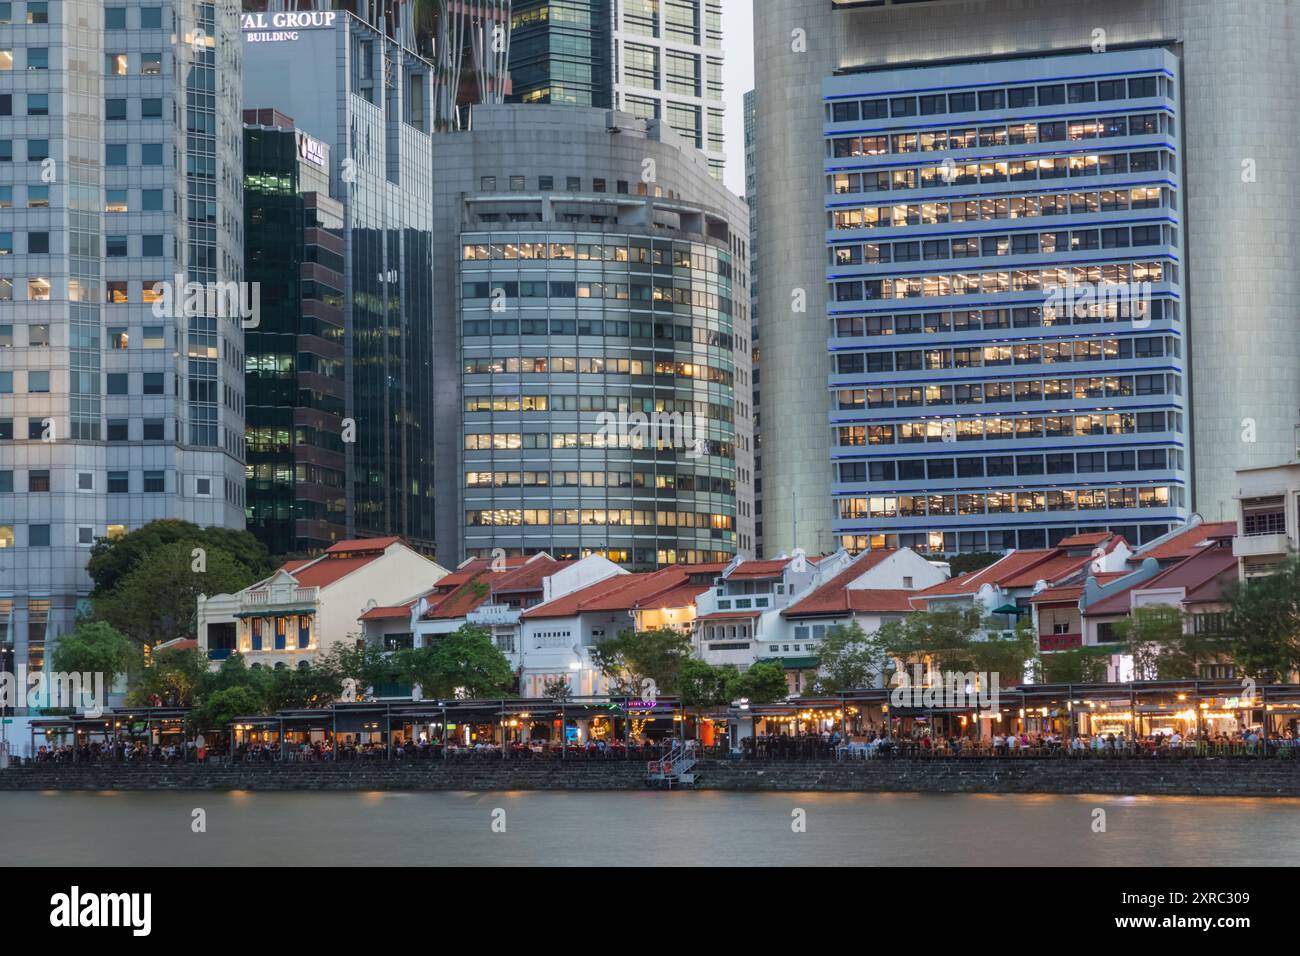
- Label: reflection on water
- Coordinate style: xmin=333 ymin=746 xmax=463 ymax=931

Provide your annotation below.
xmin=3 ymin=790 xmax=1297 ymax=866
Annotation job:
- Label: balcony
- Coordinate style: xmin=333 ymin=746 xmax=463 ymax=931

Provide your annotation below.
xmin=1040 ymin=633 xmax=1082 ymax=652
xmin=1232 ymin=532 xmax=1290 ymax=559
xmin=244 ymin=585 xmax=320 ymax=608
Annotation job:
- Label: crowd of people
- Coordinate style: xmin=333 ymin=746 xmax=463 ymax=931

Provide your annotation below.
xmin=32 ymin=739 xmax=205 ymax=764
xmin=828 ymin=727 xmax=1297 ymax=760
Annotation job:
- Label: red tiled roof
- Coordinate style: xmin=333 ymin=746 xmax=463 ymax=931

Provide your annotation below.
xmin=999 ymin=553 xmax=1094 ymax=589
xmin=360 ymin=604 xmax=413 ymax=621
xmin=521 ymin=573 xmax=637 ymax=619
xmin=913 ymin=549 xmax=1055 ymax=599
xmin=726 ymin=558 xmax=794 ymax=579
xmin=324 ymin=536 xmax=402 ymax=554
xmin=291 ymin=555 xmax=382 ymax=588
xmin=1029 ymin=585 xmax=1084 ymax=605
xmin=1087 ymin=547 xmax=1238 ymax=617
xmin=521 ymin=567 xmax=705 ymax=619
xmin=1055 ymin=531 xmax=1111 ymax=548
xmin=642 ymin=583 xmax=712 ymax=610
xmin=1136 ymin=522 xmax=1237 ymax=561
xmin=782 ymin=550 xmax=899 ymax=617
xmin=491 ymin=555 xmax=565 ymax=593
xmin=697 ymin=610 xmax=762 ymax=621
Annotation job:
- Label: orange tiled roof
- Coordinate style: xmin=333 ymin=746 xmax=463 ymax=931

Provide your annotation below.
xmin=1055 ymin=531 xmax=1111 ymax=549
xmin=697 ymin=610 xmax=762 ymax=621
xmin=1087 ymin=547 xmax=1238 ymax=617
xmin=360 ymin=604 xmax=414 ymax=621
xmin=912 ymin=549 xmax=1055 ymax=599
xmin=781 ymin=550 xmax=898 ymax=617
xmin=998 ymin=552 xmax=1094 ymax=589
xmin=1136 ymin=521 xmax=1237 ymax=561
xmin=725 ymin=558 xmax=795 ymax=579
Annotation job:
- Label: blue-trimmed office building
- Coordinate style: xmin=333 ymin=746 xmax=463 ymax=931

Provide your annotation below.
xmin=823 ymin=47 xmax=1188 ymax=554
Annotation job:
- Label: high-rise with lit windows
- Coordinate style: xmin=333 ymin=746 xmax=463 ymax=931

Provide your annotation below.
xmin=0 ymin=0 xmax=246 ymax=674
xmin=757 ymin=0 xmax=1300 ymax=556
xmin=509 ymin=0 xmax=727 ymax=179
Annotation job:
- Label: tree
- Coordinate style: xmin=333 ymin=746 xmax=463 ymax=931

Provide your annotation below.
xmin=190 ymin=686 xmax=262 ymax=734
xmin=589 ymin=627 xmax=693 ymax=696
xmin=130 ymin=647 xmax=207 ymax=707
xmin=1220 ymin=559 xmax=1300 ymax=682
xmin=94 ymin=540 xmax=259 ymax=646
xmin=1041 ymin=645 xmax=1114 ymax=683
xmin=725 ymin=660 xmax=789 ymax=704
xmin=1114 ymin=605 xmax=1214 ymax=680
xmin=806 ymin=622 xmax=887 ymax=694
xmin=318 ymin=641 xmax=397 ymax=696
xmin=542 ymin=676 xmax=573 ymax=701
xmin=86 ymin=519 xmax=270 ymax=598
xmin=260 ymin=665 xmax=343 ymax=712
xmin=394 ymin=625 xmax=514 ymax=699
xmin=678 ymin=658 xmax=736 ymax=708
xmin=970 ymin=615 xmax=1039 ymax=685
xmin=947 ymin=552 xmax=1004 ymax=577
xmin=875 ymin=606 xmax=987 ymax=677
xmin=50 ymin=621 xmax=139 ymax=682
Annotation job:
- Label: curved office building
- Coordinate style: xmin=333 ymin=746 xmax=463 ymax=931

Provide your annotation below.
xmin=431 ymin=106 xmax=755 ymax=568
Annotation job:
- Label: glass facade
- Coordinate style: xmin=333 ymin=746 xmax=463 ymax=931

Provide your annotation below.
xmin=243 ymin=123 xmax=347 ymax=554
xmin=460 ymin=231 xmax=743 ymax=567
xmin=510 ymin=0 xmax=612 ymax=108
xmin=823 ymin=49 xmax=1189 ymax=555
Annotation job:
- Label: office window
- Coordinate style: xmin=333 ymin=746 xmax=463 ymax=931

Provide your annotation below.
xmin=107 ymin=53 xmax=128 ymax=76
xmin=0 ymin=325 xmax=9 ymax=347
xmin=28 ymin=184 xmax=50 ymax=206
xmin=141 ymin=143 xmax=163 ymax=165
xmin=107 ymin=420 xmax=128 ymax=441
xmin=143 ymin=470 xmax=165 ymax=493
xmin=141 ymin=53 xmax=162 ymax=75
xmin=106 ymin=144 xmax=127 ymax=165
xmin=105 ymin=189 xmax=128 ymax=212
xmin=141 ymin=188 xmax=164 ymax=210
xmin=107 ymin=281 xmax=128 ymax=304
xmin=27 ymin=48 xmax=48 ymax=70
xmin=27 ymin=139 xmax=48 ymax=161
xmin=77 ymin=472 xmax=93 ymax=491
xmin=566 ymin=176 xmax=581 ymax=191
xmin=509 ymin=175 xmax=525 ymax=191
xmin=29 ymin=470 xmax=50 ymax=492
xmin=141 ymin=97 xmax=163 ymax=118
xmin=0 ymin=4 xmax=9 ymax=24
xmin=141 ymin=234 xmax=163 ymax=256
xmin=0 ymin=94 xmax=8 ymax=115
xmin=143 ymin=372 xmax=164 ymax=394
xmin=28 ymin=371 xmax=49 ymax=393
xmin=78 ymin=527 xmax=95 ymax=546
xmin=140 ymin=7 xmax=162 ymax=28
xmin=143 ymin=418 xmax=164 ymax=441
xmin=26 ymin=93 xmax=47 ymax=116
xmin=538 ymin=175 xmax=554 ymax=190
xmin=106 ymin=235 xmax=128 ymax=257
xmin=108 ymin=327 xmax=128 ymax=349
xmin=29 ymin=323 xmax=48 ymax=346
xmin=0 ymin=186 xmax=10 ymax=207
xmin=29 ymin=525 xmax=50 ymax=547
xmin=143 ymin=327 xmax=165 ymax=348
xmin=105 ymin=8 xmax=127 ymax=29
xmin=0 ymin=471 xmax=11 ymax=492
xmin=0 ymin=372 xmax=10 ymax=393
xmin=195 ymin=477 xmax=212 ymax=497
xmin=108 ymin=471 xmax=129 ymax=493
xmin=26 ymin=2 xmax=48 ymax=24
xmin=28 ymin=232 xmax=48 ymax=254
xmin=106 ymin=98 xmax=127 ymax=121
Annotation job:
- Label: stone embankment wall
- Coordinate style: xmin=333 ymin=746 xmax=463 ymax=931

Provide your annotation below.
xmin=4 ymin=759 xmax=1299 ymax=796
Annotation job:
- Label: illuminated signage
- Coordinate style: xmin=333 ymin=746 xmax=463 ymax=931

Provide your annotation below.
xmin=241 ymin=10 xmax=337 ymax=42
xmin=296 ymin=132 xmax=326 ymax=168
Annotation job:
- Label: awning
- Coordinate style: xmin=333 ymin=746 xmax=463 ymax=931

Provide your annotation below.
xmin=234 ymin=609 xmax=316 ymax=618
xmin=992 ymin=604 xmax=1022 ymax=615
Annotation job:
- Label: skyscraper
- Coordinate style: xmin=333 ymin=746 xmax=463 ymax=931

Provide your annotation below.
xmin=241 ymin=5 xmax=438 ymax=554
xmin=756 ymin=0 xmax=1300 ymax=556
xmin=430 ymin=104 xmax=755 ymax=568
xmin=242 ymin=111 xmax=347 ymax=554
xmin=0 ymin=0 xmax=247 ymax=665
xmin=743 ymin=87 xmax=762 ymax=556
xmin=508 ymin=0 xmax=727 ymax=179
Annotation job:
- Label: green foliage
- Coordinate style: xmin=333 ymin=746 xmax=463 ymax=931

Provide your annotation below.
xmin=93 ymin=540 xmax=258 ymax=646
xmin=1220 ymin=559 xmax=1300 ymax=683
xmin=130 ymin=648 xmax=207 ymax=707
xmin=318 ymin=641 xmax=396 ymax=693
xmin=1041 ymin=644 xmax=1114 ymax=683
xmin=946 ymin=552 xmax=1004 ymax=577
xmin=589 ymin=626 xmax=693 ymax=696
xmin=678 ymin=658 xmax=736 ymax=708
xmin=50 ymin=620 xmax=140 ymax=681
xmin=1114 ymin=604 xmax=1216 ymax=680
xmin=86 ymin=519 xmax=270 ymax=598
xmin=190 ymin=686 xmax=262 ymax=733
xmin=806 ymin=622 xmax=886 ymax=694
xmin=392 ymin=625 xmax=514 ymax=699
xmin=542 ymin=676 xmax=573 ymax=701
xmin=725 ymin=659 xmax=789 ymax=704
xmin=875 ymin=606 xmax=987 ymax=676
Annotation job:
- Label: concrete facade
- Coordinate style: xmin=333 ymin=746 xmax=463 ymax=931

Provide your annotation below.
xmin=756 ymin=0 xmax=1300 ymax=555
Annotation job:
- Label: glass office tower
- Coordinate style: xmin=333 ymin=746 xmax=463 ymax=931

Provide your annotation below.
xmin=242 ymin=113 xmax=347 ymax=554
xmin=0 ymin=0 xmax=246 ymax=673
xmin=431 ymin=105 xmax=755 ymax=567
xmin=241 ymin=7 xmax=437 ymax=554
xmin=825 ymin=48 xmax=1188 ymax=554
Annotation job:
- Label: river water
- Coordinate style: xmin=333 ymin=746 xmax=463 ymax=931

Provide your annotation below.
xmin=3 ymin=791 xmax=1296 ymax=866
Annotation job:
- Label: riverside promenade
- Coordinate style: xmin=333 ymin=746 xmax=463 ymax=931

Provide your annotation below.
xmin=5 ymin=757 xmax=1300 ymax=797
